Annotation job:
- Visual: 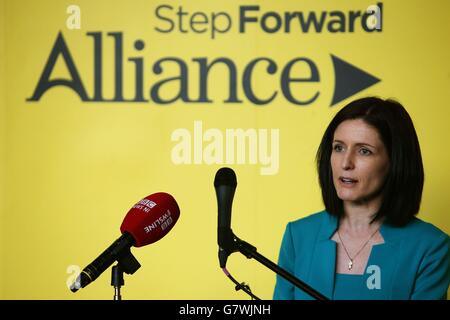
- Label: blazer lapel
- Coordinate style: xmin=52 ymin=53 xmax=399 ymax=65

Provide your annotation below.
xmin=368 ymin=222 xmax=403 ymax=299
xmin=307 ymin=213 xmax=338 ymax=300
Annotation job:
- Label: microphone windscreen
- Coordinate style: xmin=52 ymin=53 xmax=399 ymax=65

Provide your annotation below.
xmin=120 ymin=192 xmax=180 ymax=247
xmin=214 ymin=167 xmax=237 ymax=188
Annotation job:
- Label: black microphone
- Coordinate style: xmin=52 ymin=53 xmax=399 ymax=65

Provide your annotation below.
xmin=70 ymin=233 xmax=137 ymax=292
xmin=213 ymin=169 xmax=329 ymax=300
xmin=214 ymin=167 xmax=237 ymax=268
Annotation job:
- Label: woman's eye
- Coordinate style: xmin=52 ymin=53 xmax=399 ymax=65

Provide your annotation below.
xmin=333 ymin=144 xmax=343 ymax=152
xmin=359 ymin=148 xmax=372 ymax=155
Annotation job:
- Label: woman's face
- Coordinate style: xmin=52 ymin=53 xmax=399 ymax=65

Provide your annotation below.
xmin=331 ymin=119 xmax=390 ymax=206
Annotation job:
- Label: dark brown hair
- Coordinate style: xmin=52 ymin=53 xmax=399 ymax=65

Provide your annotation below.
xmin=316 ymin=97 xmax=424 ymax=226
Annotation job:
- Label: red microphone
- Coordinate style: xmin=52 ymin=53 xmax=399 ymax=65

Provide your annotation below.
xmin=120 ymin=192 xmax=180 ymax=247
xmin=70 ymin=192 xmax=180 ymax=292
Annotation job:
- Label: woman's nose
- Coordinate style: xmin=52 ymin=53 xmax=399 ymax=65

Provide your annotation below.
xmin=341 ymin=152 xmax=355 ymax=170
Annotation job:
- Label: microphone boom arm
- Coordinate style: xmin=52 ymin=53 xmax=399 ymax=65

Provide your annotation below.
xmin=232 ymin=233 xmax=329 ymax=300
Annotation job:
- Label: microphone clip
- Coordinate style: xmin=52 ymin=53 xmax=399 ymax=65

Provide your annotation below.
xmin=218 ymin=230 xmax=257 ymax=268
xmin=116 ymin=250 xmax=141 ymax=275
xmin=233 ymin=235 xmax=257 ymax=259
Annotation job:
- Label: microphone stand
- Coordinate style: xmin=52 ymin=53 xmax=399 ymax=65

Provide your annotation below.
xmin=111 ymin=264 xmax=124 ymax=300
xmin=233 ymin=234 xmax=329 ymax=300
xmin=110 ymin=250 xmax=141 ymax=300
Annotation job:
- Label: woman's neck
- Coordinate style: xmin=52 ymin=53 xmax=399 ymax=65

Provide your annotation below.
xmin=341 ymin=200 xmax=383 ymax=235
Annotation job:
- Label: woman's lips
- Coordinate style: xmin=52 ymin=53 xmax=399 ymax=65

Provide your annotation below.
xmin=338 ymin=176 xmax=358 ymax=186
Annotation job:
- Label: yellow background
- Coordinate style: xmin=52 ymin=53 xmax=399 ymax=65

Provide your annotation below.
xmin=1 ymin=0 xmax=449 ymax=299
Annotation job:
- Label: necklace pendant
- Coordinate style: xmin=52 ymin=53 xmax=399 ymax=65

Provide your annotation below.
xmin=348 ymin=260 xmax=353 ymax=270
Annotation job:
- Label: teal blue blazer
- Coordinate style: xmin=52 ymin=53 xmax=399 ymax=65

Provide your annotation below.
xmin=273 ymin=211 xmax=450 ymax=300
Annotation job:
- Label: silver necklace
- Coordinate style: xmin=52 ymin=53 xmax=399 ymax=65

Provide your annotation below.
xmin=337 ymin=227 xmax=380 ymax=270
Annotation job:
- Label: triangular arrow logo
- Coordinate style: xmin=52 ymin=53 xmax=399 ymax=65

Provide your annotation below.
xmin=330 ymin=54 xmax=381 ymax=107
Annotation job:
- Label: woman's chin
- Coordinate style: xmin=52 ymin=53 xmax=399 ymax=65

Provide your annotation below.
xmin=336 ymin=192 xmax=361 ymax=203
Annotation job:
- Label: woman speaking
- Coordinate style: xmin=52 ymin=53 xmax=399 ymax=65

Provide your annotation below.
xmin=273 ymin=97 xmax=450 ymax=300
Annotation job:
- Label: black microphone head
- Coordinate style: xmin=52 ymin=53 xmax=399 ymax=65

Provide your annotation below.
xmin=214 ymin=167 xmax=237 ymax=188
xmin=214 ymin=168 xmax=237 ymax=222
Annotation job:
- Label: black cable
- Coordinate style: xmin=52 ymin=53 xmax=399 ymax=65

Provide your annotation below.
xmin=222 ymin=267 xmax=260 ymax=300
